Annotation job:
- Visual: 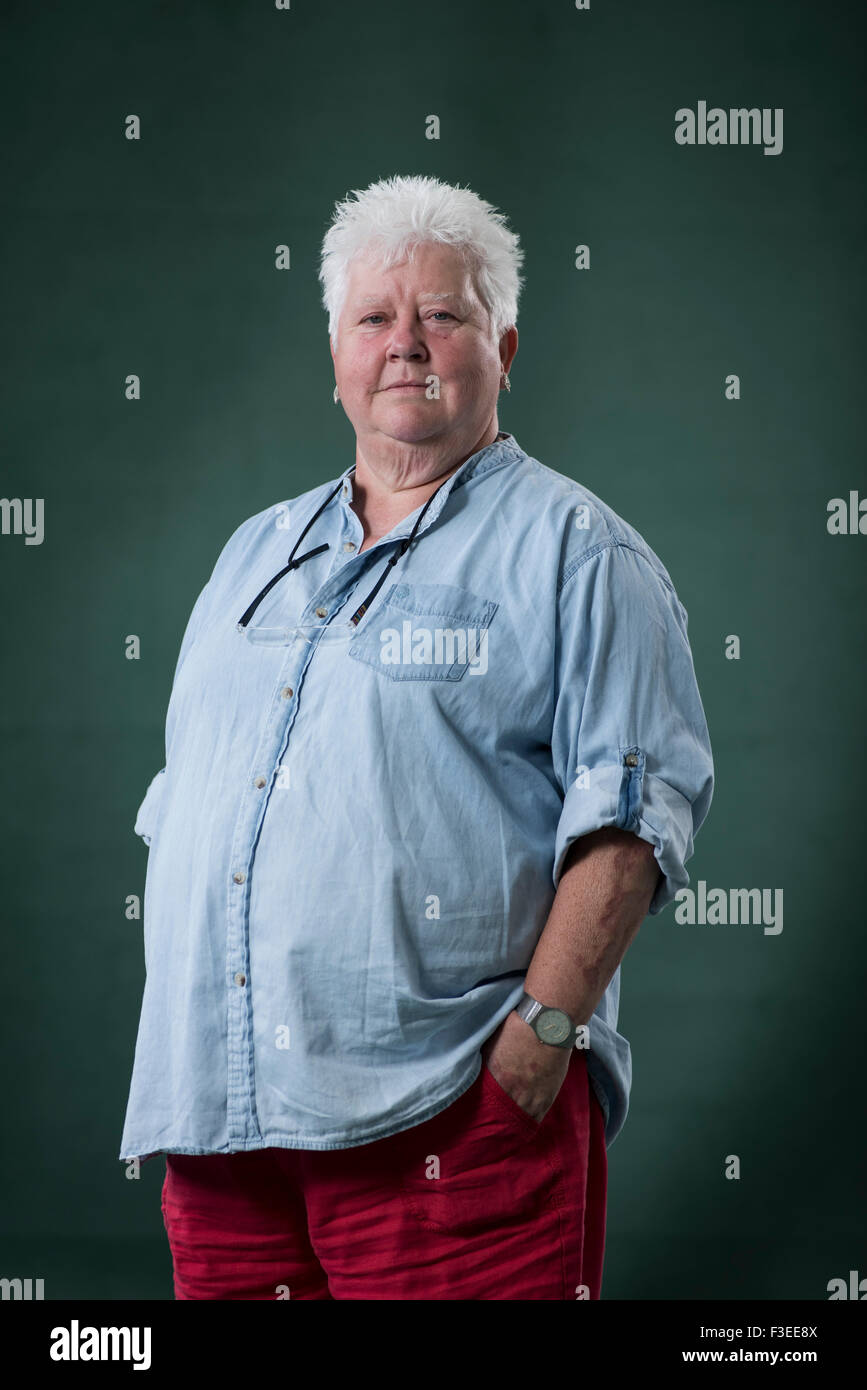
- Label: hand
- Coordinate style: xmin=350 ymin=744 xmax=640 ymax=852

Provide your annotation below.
xmin=481 ymin=1009 xmax=572 ymax=1124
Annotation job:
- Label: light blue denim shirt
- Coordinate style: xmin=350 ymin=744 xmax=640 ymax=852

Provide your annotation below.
xmin=119 ymin=430 xmax=713 ymax=1162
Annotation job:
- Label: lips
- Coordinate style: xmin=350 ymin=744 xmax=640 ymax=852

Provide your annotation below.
xmin=385 ymin=382 xmax=427 ymax=390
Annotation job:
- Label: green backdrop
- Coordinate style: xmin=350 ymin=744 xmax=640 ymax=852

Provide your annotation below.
xmin=1 ymin=0 xmax=864 ymax=1299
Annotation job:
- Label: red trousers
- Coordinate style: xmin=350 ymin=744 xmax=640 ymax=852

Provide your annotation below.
xmin=161 ymin=1048 xmax=607 ymax=1300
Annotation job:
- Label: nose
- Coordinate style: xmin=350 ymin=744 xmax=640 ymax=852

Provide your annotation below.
xmin=385 ymin=314 xmax=429 ymax=359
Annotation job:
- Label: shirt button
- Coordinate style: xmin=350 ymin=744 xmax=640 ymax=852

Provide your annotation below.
xmin=281 ymin=686 xmax=294 ymax=699
xmin=254 ymin=776 xmax=266 ymax=789
xmin=624 ymin=753 xmax=639 ymax=767
xmin=315 ymin=607 xmax=328 ymax=618
xmin=234 ymin=972 xmax=246 ymax=987
xmin=343 ymin=541 xmax=356 ymax=552
xmin=233 ymin=871 xmax=246 ymax=884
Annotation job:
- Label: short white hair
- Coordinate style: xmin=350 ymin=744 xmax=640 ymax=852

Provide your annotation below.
xmin=318 ymin=174 xmax=524 ymax=350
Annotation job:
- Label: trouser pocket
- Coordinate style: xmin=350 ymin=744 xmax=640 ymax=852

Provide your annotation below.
xmin=395 ymin=1064 xmax=564 ymax=1238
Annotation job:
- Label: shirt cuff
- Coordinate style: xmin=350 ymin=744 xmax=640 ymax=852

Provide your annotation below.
xmin=552 ymin=754 xmax=698 ymax=915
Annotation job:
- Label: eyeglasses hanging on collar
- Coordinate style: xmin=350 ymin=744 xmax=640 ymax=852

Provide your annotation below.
xmin=236 ymin=464 xmax=450 ymax=633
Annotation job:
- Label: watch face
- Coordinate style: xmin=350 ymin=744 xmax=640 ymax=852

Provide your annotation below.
xmin=536 ymin=1009 xmax=572 ymax=1045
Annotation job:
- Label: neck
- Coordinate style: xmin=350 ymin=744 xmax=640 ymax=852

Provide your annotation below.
xmin=350 ymin=419 xmax=500 ymax=551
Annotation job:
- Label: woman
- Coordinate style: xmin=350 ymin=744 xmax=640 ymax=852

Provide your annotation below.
xmin=121 ymin=173 xmax=713 ymax=1300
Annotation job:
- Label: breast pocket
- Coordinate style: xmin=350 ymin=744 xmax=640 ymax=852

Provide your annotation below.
xmin=348 ymin=582 xmax=499 ymax=682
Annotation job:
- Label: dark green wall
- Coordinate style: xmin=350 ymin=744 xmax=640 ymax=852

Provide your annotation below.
xmin=1 ymin=0 xmax=863 ymax=1299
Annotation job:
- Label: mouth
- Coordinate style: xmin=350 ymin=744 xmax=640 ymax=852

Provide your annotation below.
xmin=384 ymin=383 xmax=428 ymax=391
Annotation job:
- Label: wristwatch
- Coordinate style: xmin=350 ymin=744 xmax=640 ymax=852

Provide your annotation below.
xmin=514 ymin=991 xmax=580 ymax=1049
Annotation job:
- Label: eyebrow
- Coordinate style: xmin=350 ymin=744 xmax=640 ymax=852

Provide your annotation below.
xmin=355 ymin=292 xmax=469 ymax=309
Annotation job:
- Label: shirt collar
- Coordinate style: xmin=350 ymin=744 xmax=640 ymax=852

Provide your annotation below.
xmin=335 ymin=431 xmax=522 ymax=541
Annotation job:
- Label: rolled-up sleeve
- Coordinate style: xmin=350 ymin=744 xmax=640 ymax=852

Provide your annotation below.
xmin=550 ymin=540 xmax=714 ymax=913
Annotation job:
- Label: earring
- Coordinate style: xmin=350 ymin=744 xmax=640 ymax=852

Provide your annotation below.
xmin=333 ymin=384 xmax=340 ymax=403
xmin=501 ymin=372 xmax=511 ymax=393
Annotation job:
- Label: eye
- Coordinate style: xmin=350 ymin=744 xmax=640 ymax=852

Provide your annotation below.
xmin=360 ymin=310 xmax=455 ymax=326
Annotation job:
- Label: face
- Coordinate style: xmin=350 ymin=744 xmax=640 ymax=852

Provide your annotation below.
xmin=330 ymin=241 xmax=515 ymax=459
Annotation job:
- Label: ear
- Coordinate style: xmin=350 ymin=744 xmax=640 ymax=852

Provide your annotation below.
xmin=499 ymin=325 xmax=519 ymax=376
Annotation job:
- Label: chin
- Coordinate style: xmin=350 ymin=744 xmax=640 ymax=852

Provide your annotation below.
xmin=377 ymin=403 xmax=447 ymax=439
xmin=385 ymin=426 xmax=445 ymax=445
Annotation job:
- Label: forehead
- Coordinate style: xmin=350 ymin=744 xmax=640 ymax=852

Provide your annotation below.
xmin=345 ymin=242 xmax=477 ymax=300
